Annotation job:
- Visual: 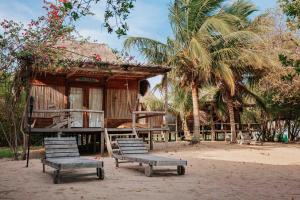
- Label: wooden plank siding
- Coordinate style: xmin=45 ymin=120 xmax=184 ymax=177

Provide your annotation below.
xmin=30 ymin=74 xmax=140 ymax=128
xmin=30 ymin=85 xmax=66 ymax=118
xmin=106 ymin=89 xmax=137 ymax=119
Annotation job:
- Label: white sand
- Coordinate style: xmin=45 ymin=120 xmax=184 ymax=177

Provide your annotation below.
xmin=0 ymin=142 xmax=300 ymax=200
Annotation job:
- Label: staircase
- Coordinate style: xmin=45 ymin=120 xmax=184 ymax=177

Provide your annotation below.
xmin=104 ymin=128 xmax=138 ymax=156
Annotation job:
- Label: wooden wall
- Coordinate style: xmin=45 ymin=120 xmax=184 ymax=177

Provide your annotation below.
xmin=106 ymin=79 xmax=138 ymax=127
xmin=30 ymin=74 xmax=140 ymax=128
xmin=106 ymin=89 xmax=137 ymax=119
xmin=30 ymin=74 xmax=67 ymax=118
xmin=30 ymin=77 xmax=66 ymax=118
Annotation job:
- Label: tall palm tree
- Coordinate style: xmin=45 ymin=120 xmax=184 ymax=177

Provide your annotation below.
xmin=124 ymin=0 xmax=263 ymax=143
xmin=213 ymin=1 xmax=274 ymax=142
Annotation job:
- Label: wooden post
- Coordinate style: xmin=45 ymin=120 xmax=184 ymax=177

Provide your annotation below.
xmin=100 ymin=132 xmax=104 ymax=155
xmin=132 ymin=113 xmax=136 ymax=128
xmin=163 ymin=73 xmax=168 ymax=127
xmin=163 ymin=74 xmax=168 ymax=147
xmin=221 ymin=122 xmax=225 ymax=141
xmin=211 ymin=122 xmax=216 ymax=141
xmin=210 ymin=106 xmax=216 ymax=141
xmin=85 ymin=134 xmax=89 ymax=149
xmin=175 ymin=116 xmax=178 ymax=141
xmin=150 ymin=131 xmax=153 ymax=150
xmin=92 ymin=134 xmax=96 ymax=153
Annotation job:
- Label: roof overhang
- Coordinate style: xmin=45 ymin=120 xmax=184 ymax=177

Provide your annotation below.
xmin=33 ymin=61 xmax=171 ymax=80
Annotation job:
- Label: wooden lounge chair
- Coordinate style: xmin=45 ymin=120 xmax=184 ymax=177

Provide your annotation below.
xmin=113 ymin=138 xmax=187 ymax=177
xmin=237 ymin=131 xmax=263 ymax=145
xmin=42 ymin=137 xmax=104 ymax=184
xmin=237 ymin=131 xmax=251 ymax=145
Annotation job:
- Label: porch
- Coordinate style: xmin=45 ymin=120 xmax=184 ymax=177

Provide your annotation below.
xmin=30 ymin=109 xmax=171 ymax=155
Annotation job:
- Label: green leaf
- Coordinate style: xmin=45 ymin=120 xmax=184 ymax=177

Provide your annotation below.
xmin=71 ymin=12 xmax=79 ymax=21
xmin=64 ymin=2 xmax=73 ymax=10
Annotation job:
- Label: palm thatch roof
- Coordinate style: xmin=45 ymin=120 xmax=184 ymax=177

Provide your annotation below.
xmin=30 ymin=40 xmax=171 ymax=79
xmin=56 ymin=40 xmax=119 ymax=63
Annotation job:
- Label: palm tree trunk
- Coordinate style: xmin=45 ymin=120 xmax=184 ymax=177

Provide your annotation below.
xmin=210 ymin=105 xmax=216 ymax=141
xmin=226 ymin=95 xmax=236 ymax=143
xmin=191 ymin=82 xmax=201 ymax=143
xmin=180 ymin=114 xmax=191 ymax=139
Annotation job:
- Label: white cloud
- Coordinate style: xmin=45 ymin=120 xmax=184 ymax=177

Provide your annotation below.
xmin=0 ymin=0 xmax=39 ymax=24
xmin=77 ymin=28 xmax=122 ymax=48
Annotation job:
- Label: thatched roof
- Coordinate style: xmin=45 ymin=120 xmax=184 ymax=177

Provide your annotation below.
xmin=31 ymin=40 xmax=171 ymax=79
xmin=56 ymin=40 xmax=119 ymax=62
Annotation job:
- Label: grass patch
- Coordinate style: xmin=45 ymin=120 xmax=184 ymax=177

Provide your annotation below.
xmin=0 ymin=146 xmax=43 ymax=159
xmin=0 ymin=147 xmax=13 ymax=158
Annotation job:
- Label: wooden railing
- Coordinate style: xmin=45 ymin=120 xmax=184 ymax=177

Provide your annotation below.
xmin=132 ymin=111 xmax=166 ymax=129
xmin=198 ymin=123 xmax=261 ymax=132
xmin=33 ymin=109 xmax=104 ymax=128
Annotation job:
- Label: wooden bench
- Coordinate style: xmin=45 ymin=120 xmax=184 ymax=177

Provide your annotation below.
xmin=42 ymin=137 xmax=104 ymax=184
xmin=113 ymin=138 xmax=187 ymax=177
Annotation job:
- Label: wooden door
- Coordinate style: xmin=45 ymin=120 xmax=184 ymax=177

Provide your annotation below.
xmin=69 ymin=87 xmax=83 ymax=127
xmin=88 ymin=88 xmax=103 ymax=127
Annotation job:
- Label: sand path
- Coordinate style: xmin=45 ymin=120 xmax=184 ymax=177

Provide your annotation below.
xmin=0 ymin=142 xmax=299 ymax=200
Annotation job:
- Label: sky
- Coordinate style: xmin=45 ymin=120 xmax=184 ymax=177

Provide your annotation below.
xmin=0 ymin=0 xmax=278 ymax=86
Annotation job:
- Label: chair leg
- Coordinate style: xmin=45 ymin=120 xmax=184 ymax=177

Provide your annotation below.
xmin=96 ymin=168 xmax=104 ymax=180
xmin=145 ymin=165 xmax=153 ymax=177
xmin=115 ymin=158 xmax=119 ymax=167
xmin=139 ymin=163 xmax=142 ymax=166
xmin=53 ymin=170 xmax=61 ymax=184
xmin=177 ymin=166 xmax=185 ymax=175
xmin=42 ymin=164 xmax=45 ymax=173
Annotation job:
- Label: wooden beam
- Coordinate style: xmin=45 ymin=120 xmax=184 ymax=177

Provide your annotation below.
xmin=66 ymin=71 xmax=77 ymax=79
xmin=132 ymin=111 xmax=166 ymax=115
xmin=136 ymin=113 xmax=165 ymax=119
xmin=33 ymin=109 xmax=104 ymax=113
xmin=31 ymin=128 xmax=104 ymax=133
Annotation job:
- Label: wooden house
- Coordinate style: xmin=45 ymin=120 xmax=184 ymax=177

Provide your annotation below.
xmin=26 ymin=41 xmax=170 ymax=154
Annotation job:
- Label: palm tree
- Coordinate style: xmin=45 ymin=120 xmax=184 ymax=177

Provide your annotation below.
xmin=143 ymin=81 xmax=193 ymax=138
xmin=169 ymin=83 xmax=193 ymax=138
xmin=124 ymin=0 xmax=264 ymax=143
xmin=213 ymin=1 xmax=274 ymax=142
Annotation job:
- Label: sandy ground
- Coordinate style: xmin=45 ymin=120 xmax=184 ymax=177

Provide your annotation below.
xmin=0 ymin=142 xmax=300 ymax=200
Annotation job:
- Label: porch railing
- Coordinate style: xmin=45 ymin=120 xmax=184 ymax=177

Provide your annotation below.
xmin=32 ymin=109 xmax=104 ymax=128
xmin=132 ymin=111 xmax=167 ymax=129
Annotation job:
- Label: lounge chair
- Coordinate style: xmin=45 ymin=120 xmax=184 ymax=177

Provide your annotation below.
xmin=113 ymin=138 xmax=187 ymax=177
xmin=237 ymin=131 xmax=251 ymax=145
xmin=42 ymin=137 xmax=104 ymax=184
xmin=237 ymin=131 xmax=263 ymax=145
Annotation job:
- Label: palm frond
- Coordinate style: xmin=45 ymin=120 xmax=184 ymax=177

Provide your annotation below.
xmin=224 ymin=0 xmax=257 ymax=24
xmin=188 ymin=0 xmax=226 ymax=32
xmin=199 ymin=15 xmax=234 ymax=35
xmin=214 ymin=63 xmax=235 ymax=96
xmin=189 ymin=37 xmax=211 ymax=71
xmin=214 ymin=90 xmax=228 ymax=121
xmin=124 ymin=37 xmax=170 ymax=64
xmin=237 ymin=82 xmax=266 ymax=111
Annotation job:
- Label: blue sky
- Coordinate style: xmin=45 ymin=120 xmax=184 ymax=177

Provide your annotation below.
xmin=0 ymin=0 xmax=278 ymax=85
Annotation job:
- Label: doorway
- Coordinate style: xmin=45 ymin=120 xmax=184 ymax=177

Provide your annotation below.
xmin=69 ymin=87 xmax=103 ymax=128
